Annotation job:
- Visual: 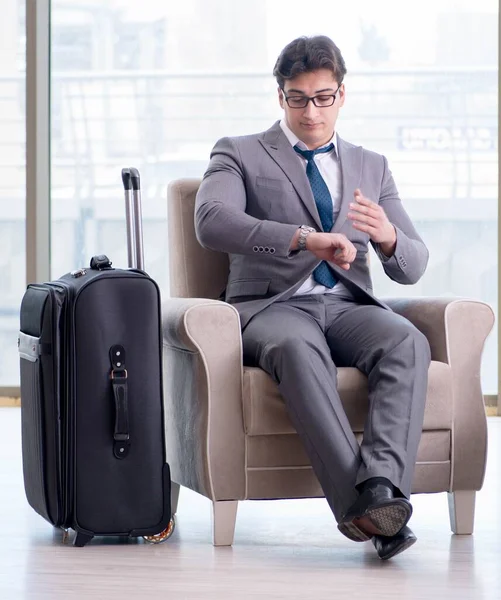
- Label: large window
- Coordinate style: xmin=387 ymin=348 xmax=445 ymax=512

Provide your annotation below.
xmin=0 ymin=0 xmax=25 ymax=388
xmin=49 ymin=0 xmax=497 ymax=391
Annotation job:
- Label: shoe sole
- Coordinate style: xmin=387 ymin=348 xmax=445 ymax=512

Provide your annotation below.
xmin=337 ymin=521 xmax=372 ymax=542
xmin=379 ymin=536 xmax=417 ymax=560
xmin=337 ymin=500 xmax=412 ymax=542
xmin=367 ymin=502 xmax=412 ymax=537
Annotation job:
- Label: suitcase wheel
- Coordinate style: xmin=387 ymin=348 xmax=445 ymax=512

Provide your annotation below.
xmin=142 ymin=517 xmax=175 ymax=544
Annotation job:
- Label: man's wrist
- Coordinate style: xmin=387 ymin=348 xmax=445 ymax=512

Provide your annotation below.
xmin=379 ymin=227 xmax=397 ymax=257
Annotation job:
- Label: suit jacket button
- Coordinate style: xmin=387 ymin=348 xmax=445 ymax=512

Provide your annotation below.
xmin=264 ymin=247 xmax=270 ymax=252
xmin=253 ymin=246 xmax=259 ymax=252
xmin=259 ymin=246 xmax=264 ymax=252
xmin=270 ymin=248 xmax=275 ymax=254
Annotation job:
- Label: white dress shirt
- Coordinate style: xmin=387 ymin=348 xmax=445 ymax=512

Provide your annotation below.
xmin=279 ymin=120 xmax=351 ymax=297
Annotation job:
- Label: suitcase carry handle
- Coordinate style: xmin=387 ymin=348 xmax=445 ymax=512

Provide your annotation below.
xmin=90 ymin=255 xmax=112 ymax=270
xmin=121 ymin=167 xmax=144 ymax=270
xmin=110 ymin=345 xmax=130 ymax=459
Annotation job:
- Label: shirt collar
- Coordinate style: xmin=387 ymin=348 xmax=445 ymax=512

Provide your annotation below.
xmin=279 ymin=119 xmax=338 ymax=155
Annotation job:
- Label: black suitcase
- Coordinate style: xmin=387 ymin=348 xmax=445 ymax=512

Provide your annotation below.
xmin=18 ymin=168 xmax=173 ymax=547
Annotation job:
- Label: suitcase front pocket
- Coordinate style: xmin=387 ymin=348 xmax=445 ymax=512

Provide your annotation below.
xmin=19 ymin=332 xmax=52 ymax=523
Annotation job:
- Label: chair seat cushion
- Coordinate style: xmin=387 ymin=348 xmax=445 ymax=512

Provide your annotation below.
xmin=242 ymin=361 xmax=453 ymax=436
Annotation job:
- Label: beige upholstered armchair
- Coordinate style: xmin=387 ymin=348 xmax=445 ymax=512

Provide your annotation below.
xmin=162 ymin=178 xmax=495 ymax=546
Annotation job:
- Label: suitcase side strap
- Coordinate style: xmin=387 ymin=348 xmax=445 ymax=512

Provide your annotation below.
xmin=109 ymin=345 xmax=130 ymax=459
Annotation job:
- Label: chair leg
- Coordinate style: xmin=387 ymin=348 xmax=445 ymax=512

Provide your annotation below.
xmin=171 ymin=482 xmax=180 ymax=516
xmin=212 ymin=500 xmax=238 ymax=546
xmin=448 ymin=490 xmax=476 ymax=534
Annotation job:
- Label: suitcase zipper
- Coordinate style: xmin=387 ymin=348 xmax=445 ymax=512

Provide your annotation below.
xmin=70 ymin=268 xmax=86 ymax=278
xmin=47 ymin=281 xmax=75 ymax=528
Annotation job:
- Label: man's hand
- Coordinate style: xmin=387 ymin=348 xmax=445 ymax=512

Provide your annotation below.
xmin=348 ymin=189 xmax=397 ymax=257
xmin=306 ymin=232 xmax=356 ymax=270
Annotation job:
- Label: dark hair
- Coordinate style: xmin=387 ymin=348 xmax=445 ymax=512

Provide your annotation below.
xmin=273 ymin=35 xmax=347 ymax=89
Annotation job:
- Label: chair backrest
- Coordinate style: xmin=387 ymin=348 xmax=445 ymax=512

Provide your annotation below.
xmin=167 ymin=178 xmax=229 ymax=299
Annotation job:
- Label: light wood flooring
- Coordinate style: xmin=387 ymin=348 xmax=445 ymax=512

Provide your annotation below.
xmin=1 ymin=408 xmax=500 ymax=600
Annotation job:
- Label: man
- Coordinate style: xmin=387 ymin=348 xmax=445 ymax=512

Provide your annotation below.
xmin=195 ymin=35 xmax=430 ymax=560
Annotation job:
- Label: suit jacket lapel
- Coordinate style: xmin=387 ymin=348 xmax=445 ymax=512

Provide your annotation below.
xmin=259 ymin=122 xmax=323 ymax=230
xmin=332 ymin=136 xmax=363 ymax=233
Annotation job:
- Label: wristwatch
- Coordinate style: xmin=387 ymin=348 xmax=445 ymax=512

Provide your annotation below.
xmin=297 ymin=225 xmax=316 ymax=251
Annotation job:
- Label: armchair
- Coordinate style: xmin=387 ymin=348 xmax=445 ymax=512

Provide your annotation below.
xmin=162 ymin=178 xmax=495 ymax=546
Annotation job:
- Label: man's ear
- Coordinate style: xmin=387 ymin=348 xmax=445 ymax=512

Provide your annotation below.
xmin=278 ymin=87 xmax=285 ymax=109
xmin=339 ymin=83 xmax=346 ymax=107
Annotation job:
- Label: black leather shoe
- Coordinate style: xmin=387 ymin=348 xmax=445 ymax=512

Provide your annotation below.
xmin=372 ymin=525 xmax=417 ymax=560
xmin=337 ymin=484 xmax=412 ymax=542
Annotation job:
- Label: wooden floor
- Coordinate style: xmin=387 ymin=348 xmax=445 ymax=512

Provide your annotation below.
xmin=1 ymin=408 xmax=500 ymax=600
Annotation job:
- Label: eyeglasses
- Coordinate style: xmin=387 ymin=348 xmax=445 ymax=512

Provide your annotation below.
xmin=282 ymin=84 xmax=341 ymax=109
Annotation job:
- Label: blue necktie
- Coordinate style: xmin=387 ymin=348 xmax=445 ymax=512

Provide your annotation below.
xmin=294 ymin=143 xmax=337 ymax=288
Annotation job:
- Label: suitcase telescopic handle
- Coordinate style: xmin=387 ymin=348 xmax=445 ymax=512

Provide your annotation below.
xmin=121 ymin=167 xmax=145 ymax=270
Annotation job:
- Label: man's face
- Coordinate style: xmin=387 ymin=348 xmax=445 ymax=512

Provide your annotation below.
xmin=278 ymin=68 xmax=345 ymax=150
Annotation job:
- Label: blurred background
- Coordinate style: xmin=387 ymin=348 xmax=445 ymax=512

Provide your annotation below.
xmin=0 ymin=0 xmax=497 ymax=392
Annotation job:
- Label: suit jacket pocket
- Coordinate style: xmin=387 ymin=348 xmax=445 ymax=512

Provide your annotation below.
xmin=256 ymin=176 xmax=293 ymax=192
xmin=227 ymin=278 xmax=271 ymax=298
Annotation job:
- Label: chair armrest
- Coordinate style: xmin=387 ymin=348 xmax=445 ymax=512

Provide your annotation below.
xmin=162 ymin=298 xmax=246 ymax=501
xmin=384 ymin=297 xmax=495 ymax=491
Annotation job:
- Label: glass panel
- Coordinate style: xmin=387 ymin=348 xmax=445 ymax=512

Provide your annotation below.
xmin=50 ymin=0 xmax=498 ymax=392
xmin=0 ymin=0 xmax=25 ymax=387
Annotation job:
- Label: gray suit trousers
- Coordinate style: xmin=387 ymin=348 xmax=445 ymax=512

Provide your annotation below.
xmin=242 ymin=292 xmax=431 ymax=521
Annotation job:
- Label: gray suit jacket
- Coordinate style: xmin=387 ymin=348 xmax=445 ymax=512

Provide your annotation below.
xmin=195 ymin=121 xmax=428 ymax=329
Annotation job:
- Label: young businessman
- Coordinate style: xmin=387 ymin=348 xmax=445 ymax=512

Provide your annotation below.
xmin=195 ymin=35 xmax=430 ymax=560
